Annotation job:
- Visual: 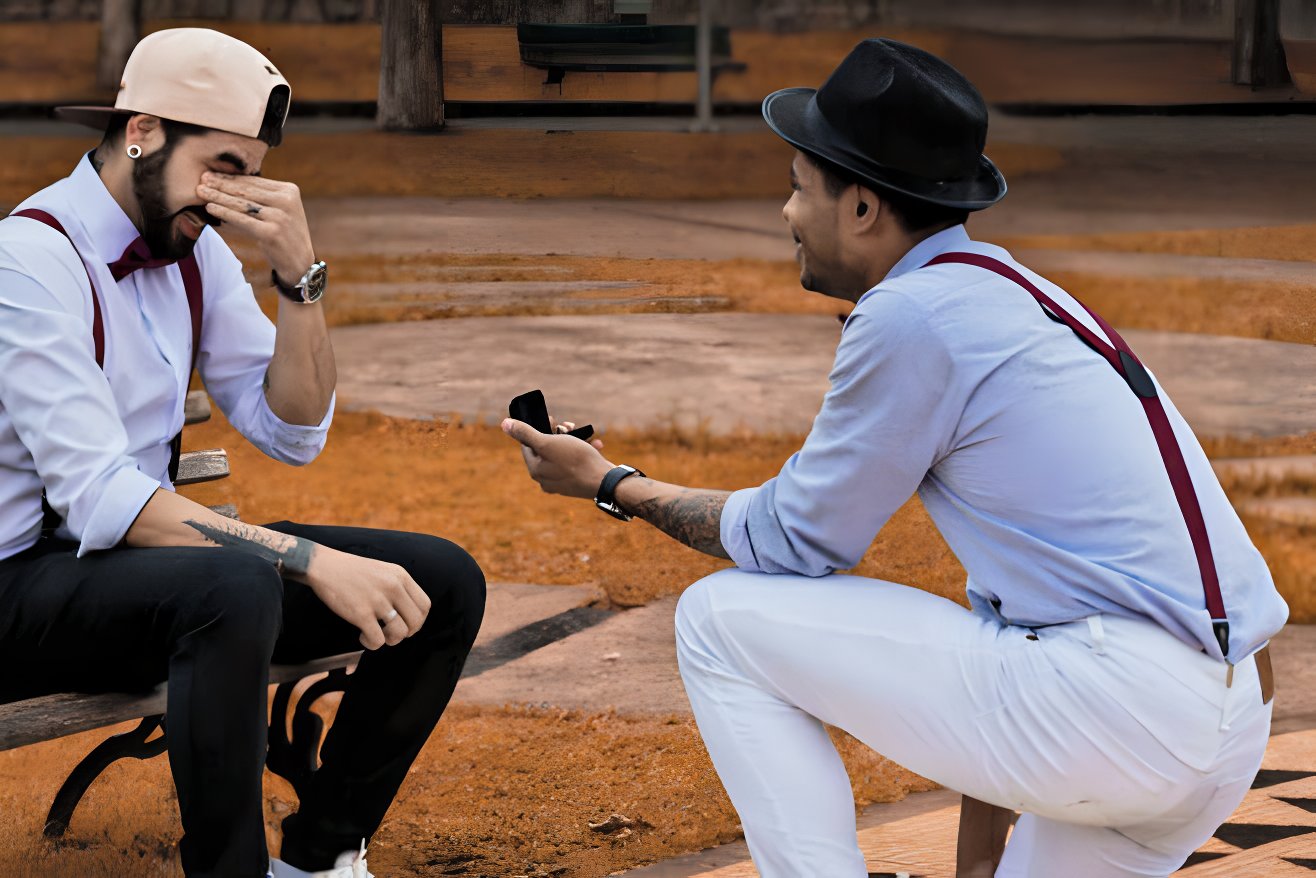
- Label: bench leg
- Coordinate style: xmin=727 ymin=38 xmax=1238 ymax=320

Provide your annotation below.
xmin=266 ymin=668 xmax=351 ymax=800
xmin=44 ymin=715 xmax=167 ymax=838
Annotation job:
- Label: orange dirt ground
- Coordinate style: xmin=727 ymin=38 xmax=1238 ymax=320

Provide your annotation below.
xmin=1 ymin=701 xmax=933 ymax=878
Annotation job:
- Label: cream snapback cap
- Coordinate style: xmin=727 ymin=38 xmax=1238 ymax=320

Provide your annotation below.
xmin=56 ymin=28 xmax=292 ymax=147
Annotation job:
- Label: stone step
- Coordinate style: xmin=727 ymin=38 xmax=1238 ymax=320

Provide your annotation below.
xmin=453 ymin=595 xmax=688 ymax=715
xmin=1236 ymin=498 xmax=1316 ymax=527
xmin=473 ymin=582 xmax=605 ymax=648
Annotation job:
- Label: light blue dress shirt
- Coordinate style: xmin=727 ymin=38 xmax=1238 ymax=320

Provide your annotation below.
xmin=0 ymin=155 xmax=333 ymax=559
xmin=720 ymin=225 xmax=1287 ymax=662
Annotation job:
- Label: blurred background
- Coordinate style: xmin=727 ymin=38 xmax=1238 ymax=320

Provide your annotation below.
xmin=3 ymin=3 xmax=1316 ymax=877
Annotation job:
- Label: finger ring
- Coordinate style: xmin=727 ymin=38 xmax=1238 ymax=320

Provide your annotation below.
xmin=382 ymin=609 xmax=398 ymax=623
xmin=246 ymin=204 xmax=261 ymax=215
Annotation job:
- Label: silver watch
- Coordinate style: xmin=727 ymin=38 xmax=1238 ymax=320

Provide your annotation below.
xmin=273 ymin=260 xmax=327 ymax=304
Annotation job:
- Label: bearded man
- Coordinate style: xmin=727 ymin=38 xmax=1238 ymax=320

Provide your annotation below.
xmin=0 ymin=29 xmax=484 ymax=878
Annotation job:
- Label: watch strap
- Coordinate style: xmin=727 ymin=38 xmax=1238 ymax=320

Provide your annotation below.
xmin=271 ymin=269 xmax=302 ymax=302
xmin=271 ymin=261 xmax=327 ymax=304
xmin=596 ymin=464 xmax=646 ymax=521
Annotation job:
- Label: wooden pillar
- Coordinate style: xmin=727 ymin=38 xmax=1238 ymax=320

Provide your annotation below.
xmin=1233 ymin=0 xmax=1291 ymax=87
xmin=692 ymin=0 xmax=718 ymax=132
xmin=377 ymin=0 xmax=444 ymax=131
xmin=97 ymin=0 xmax=142 ymax=92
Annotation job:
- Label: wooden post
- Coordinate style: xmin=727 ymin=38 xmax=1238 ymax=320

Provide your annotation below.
xmin=97 ymin=0 xmax=142 ymax=92
xmin=692 ymin=0 xmax=717 ymax=132
xmin=1233 ymin=0 xmax=1291 ymax=87
xmin=377 ymin=0 xmax=445 ymax=131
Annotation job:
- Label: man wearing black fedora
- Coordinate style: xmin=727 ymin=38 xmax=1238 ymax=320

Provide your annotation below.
xmin=503 ymin=39 xmax=1284 ymax=876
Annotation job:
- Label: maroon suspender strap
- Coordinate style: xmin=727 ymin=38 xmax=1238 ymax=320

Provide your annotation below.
xmin=11 ymin=208 xmax=105 ymax=368
xmin=9 ymin=210 xmax=204 ymax=372
xmin=178 ymin=254 xmax=204 ymax=372
xmin=10 ymin=208 xmax=205 ymax=501
xmin=925 ymin=251 xmax=1230 ymax=658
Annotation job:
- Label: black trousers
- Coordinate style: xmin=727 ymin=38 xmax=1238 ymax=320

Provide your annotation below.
xmin=0 ymin=522 xmax=485 ymax=877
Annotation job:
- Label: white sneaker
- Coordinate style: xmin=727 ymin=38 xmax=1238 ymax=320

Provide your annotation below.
xmin=270 ymin=840 xmax=374 ymax=878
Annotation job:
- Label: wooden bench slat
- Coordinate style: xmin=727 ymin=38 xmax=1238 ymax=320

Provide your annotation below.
xmin=0 ymin=653 xmax=360 ymax=752
xmin=183 ymin=391 xmax=211 ymax=426
xmin=174 ymin=449 xmax=229 ymax=486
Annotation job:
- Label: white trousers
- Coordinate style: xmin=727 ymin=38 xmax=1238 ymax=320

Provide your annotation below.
xmin=674 ymin=569 xmax=1272 ymax=878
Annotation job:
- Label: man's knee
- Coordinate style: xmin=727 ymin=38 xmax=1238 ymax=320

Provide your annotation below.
xmin=403 ymin=535 xmax=486 ymax=646
xmin=675 ymin=568 xmax=748 ymax=660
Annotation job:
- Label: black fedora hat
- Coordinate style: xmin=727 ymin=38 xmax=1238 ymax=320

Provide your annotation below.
xmin=763 ymin=39 xmax=1006 ymax=210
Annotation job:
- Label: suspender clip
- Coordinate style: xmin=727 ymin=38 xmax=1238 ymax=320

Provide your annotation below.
xmin=1212 ymin=620 xmax=1231 ymax=660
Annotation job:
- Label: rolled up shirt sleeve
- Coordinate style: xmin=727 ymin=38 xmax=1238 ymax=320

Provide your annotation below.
xmin=0 ymin=268 xmax=160 ymax=556
xmin=195 ymin=239 xmax=333 ymax=466
xmin=720 ymin=292 xmax=961 ymax=576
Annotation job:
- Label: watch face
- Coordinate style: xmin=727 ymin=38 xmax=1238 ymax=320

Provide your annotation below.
xmin=302 ymin=262 xmax=327 ymax=302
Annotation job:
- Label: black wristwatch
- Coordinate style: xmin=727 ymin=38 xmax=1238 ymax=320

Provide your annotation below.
xmin=595 ymin=464 xmax=646 ymax=521
xmin=272 ymin=260 xmax=328 ymax=304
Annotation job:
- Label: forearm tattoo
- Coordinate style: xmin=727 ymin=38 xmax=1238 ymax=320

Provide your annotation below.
xmin=184 ymin=518 xmax=315 ymax=577
xmin=629 ymin=486 xmax=732 ymax=559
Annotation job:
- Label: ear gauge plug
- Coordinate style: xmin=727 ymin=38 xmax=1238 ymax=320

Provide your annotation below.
xmin=857 ymin=202 xmax=869 ymax=217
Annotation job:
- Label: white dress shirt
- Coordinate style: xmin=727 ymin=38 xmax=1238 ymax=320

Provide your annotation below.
xmin=720 ymin=225 xmax=1288 ymax=662
xmin=0 ymin=154 xmax=333 ymax=560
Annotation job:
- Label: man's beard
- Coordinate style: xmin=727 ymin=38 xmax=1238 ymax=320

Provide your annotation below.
xmin=131 ymin=146 xmax=218 ymax=260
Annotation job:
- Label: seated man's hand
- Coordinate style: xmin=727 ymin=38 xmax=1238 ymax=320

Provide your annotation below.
xmin=197 ymin=172 xmax=315 ymax=285
xmin=305 ymin=547 xmax=432 ymax=650
xmin=503 ymin=417 xmax=611 ymax=499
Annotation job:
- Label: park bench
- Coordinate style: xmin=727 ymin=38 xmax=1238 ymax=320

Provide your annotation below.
xmin=517 ymin=23 xmax=745 ymax=86
xmin=0 ymin=390 xmax=360 ymax=838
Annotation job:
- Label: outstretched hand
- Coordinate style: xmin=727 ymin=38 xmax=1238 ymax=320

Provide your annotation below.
xmin=502 ymin=417 xmax=612 ymax=499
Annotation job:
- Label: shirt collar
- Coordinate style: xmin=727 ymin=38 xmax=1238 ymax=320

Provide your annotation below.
xmin=850 ymin=224 xmax=973 ymax=311
xmin=67 ymin=151 xmax=144 ymax=262
xmin=883 ymin=224 xmax=972 ymax=284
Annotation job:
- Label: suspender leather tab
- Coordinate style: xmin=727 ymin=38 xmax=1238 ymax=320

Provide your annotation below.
xmin=1119 ymin=351 xmax=1157 ymax=399
xmin=1257 ymin=645 xmax=1275 ymax=705
xmin=1213 ymin=621 xmax=1231 ymax=659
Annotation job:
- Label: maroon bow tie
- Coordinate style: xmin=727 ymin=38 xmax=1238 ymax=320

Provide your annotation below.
xmin=108 ymin=237 xmax=177 ymax=281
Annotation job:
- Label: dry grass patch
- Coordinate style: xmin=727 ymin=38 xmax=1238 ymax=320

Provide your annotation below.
xmin=1041 ymin=272 xmax=1316 ymax=346
xmin=232 ymin=253 xmax=839 ymax=327
xmin=182 ymin=409 xmax=967 ymax=610
xmin=998 ymin=225 xmax=1316 ymax=263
